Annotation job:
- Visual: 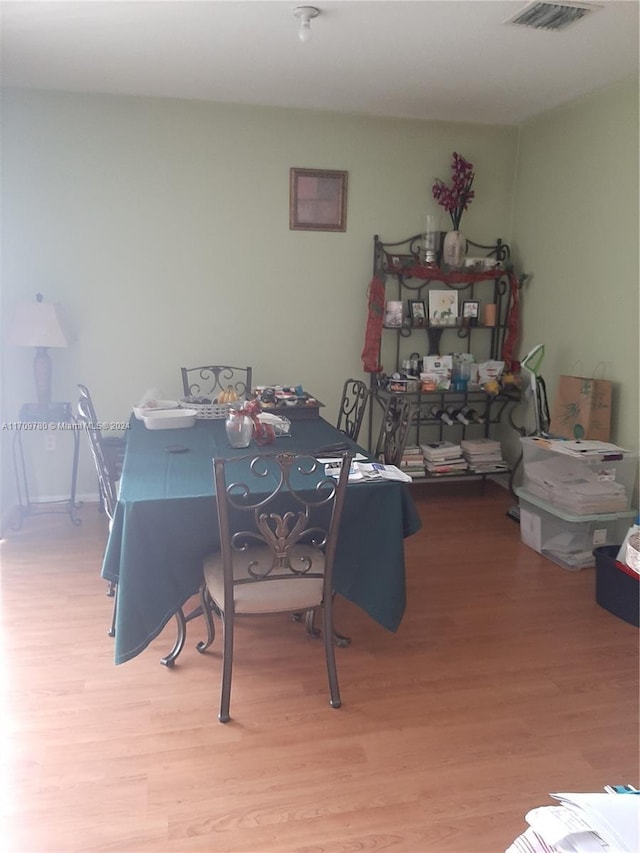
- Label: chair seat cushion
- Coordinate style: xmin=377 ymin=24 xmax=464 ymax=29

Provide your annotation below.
xmin=203 ymin=544 xmax=325 ymax=614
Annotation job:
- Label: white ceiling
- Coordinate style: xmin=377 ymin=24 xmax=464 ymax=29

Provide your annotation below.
xmin=1 ymin=0 xmax=638 ymax=125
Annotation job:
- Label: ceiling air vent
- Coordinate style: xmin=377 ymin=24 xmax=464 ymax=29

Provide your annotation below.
xmin=505 ymin=1 xmax=602 ymax=31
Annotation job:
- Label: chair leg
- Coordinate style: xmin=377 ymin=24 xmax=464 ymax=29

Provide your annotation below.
xmin=108 ymin=584 xmax=117 ymax=637
xmin=218 ymin=611 xmax=233 ymax=724
xmin=196 ymin=584 xmax=217 ymax=653
xmin=160 ymin=608 xmax=187 ymax=668
xmin=304 ymin=607 xmax=321 ymax=638
xmin=322 ymin=601 xmax=341 ymax=709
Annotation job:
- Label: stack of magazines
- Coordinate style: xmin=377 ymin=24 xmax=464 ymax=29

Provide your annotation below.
xmin=460 ymin=437 xmax=508 ymax=473
xmin=420 ymin=441 xmax=468 ymax=476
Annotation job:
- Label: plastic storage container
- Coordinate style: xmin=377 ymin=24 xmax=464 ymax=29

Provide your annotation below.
xmin=519 ymin=437 xmax=638 ymax=515
xmin=593 ymin=545 xmax=639 ymax=627
xmin=516 ymin=487 xmax=636 ymax=570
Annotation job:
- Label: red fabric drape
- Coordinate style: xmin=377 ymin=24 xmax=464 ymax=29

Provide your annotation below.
xmin=501 ymin=271 xmax=520 ymax=372
xmin=361 ymin=275 xmax=385 ymax=373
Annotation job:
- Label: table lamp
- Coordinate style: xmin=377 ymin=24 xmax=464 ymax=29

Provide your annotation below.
xmin=8 ymin=293 xmax=72 ymax=406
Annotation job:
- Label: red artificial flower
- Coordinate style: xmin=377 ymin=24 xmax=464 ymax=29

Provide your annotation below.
xmin=432 ymin=152 xmax=475 ymax=230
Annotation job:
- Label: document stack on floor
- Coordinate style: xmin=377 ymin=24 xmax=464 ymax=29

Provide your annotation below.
xmin=461 ymin=437 xmax=508 ymax=473
xmin=505 ymin=789 xmax=640 ymax=853
xmin=420 ymin=441 xmax=468 ymax=476
xmin=399 ymin=445 xmax=426 ymax=479
xmin=523 ymin=456 xmax=629 ymax=514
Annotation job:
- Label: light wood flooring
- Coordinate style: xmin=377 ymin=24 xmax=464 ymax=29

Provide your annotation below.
xmin=1 ymin=483 xmax=638 ymax=853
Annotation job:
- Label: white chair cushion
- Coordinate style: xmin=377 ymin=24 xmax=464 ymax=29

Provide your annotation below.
xmin=204 ymin=544 xmax=325 ymax=614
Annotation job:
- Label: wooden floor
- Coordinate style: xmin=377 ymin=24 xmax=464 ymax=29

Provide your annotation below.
xmin=1 ymin=483 xmax=638 ymax=853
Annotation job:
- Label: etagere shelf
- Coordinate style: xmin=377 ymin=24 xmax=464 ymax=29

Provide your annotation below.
xmin=367 ymin=232 xmax=524 ymax=481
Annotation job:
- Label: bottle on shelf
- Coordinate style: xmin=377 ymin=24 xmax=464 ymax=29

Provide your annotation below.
xmin=430 ymin=406 xmax=454 ymax=426
xmin=446 ymin=405 xmax=470 ymax=425
xmin=459 ymin=405 xmax=485 ymax=424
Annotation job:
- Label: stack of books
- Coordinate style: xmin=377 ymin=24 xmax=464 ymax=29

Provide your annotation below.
xmin=460 ymin=437 xmax=508 ymax=473
xmin=399 ymin=445 xmax=426 ymax=479
xmin=420 ymin=441 xmax=468 ymax=476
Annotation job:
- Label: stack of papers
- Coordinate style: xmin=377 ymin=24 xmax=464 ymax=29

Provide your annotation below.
xmin=322 ymin=456 xmax=412 ymax=483
xmin=461 ymin=437 xmax=508 ymax=473
xmin=525 ymin=457 xmax=628 ymax=514
xmin=400 ymin=445 xmax=426 ymax=479
xmin=506 ymin=791 xmax=639 ymax=853
xmin=421 ymin=441 xmax=468 ymax=476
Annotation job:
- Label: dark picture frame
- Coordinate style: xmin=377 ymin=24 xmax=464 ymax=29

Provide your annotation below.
xmin=289 ymin=168 xmax=348 ymax=232
xmin=408 ymin=299 xmax=427 ymax=327
xmin=462 ymin=299 xmax=480 ymax=326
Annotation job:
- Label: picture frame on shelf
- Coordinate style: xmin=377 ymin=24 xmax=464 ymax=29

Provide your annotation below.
xmin=408 ymin=299 xmax=427 ymax=327
xmin=428 ymin=290 xmax=458 ymax=326
xmin=289 ymin=168 xmax=348 ymax=232
xmin=462 ymin=299 xmax=480 ymax=326
xmin=383 ymin=300 xmax=404 ymax=328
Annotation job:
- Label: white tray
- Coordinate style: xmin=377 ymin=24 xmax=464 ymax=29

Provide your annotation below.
xmin=133 ymin=400 xmax=180 ymax=420
xmin=141 ymin=408 xmax=198 ymax=430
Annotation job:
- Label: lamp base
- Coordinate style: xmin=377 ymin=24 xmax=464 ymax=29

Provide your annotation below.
xmin=33 ymin=347 xmax=52 ymax=406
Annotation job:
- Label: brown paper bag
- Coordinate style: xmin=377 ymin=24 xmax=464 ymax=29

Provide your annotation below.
xmin=550 ymin=375 xmax=612 ymax=441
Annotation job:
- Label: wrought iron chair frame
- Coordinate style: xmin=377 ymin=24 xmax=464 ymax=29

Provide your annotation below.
xmin=336 ymin=378 xmax=369 ymax=443
xmin=180 ymin=365 xmax=253 ymax=400
xmin=374 ymin=395 xmax=415 ymax=466
xmin=77 ymin=392 xmax=187 ymax=665
xmin=198 ymin=448 xmax=353 ymax=723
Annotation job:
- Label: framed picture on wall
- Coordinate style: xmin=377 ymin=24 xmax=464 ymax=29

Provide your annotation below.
xmin=289 ymin=168 xmax=348 ymax=232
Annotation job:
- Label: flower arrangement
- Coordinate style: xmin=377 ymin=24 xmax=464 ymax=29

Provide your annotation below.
xmin=432 ymin=152 xmax=475 ymax=231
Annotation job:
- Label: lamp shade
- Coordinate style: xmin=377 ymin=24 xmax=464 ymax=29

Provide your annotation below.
xmin=7 ymin=294 xmax=71 ymax=349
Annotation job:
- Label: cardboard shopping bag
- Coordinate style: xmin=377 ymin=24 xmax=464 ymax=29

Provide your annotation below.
xmin=550 ymin=374 xmax=612 ymax=441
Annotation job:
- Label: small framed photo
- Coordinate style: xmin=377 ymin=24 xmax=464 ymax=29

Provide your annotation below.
xmin=289 ymin=168 xmax=348 ymax=232
xmin=383 ymin=300 xmax=403 ymax=328
xmin=462 ymin=299 xmax=480 ymax=326
xmin=408 ymin=299 xmax=427 ymax=326
xmin=428 ymin=290 xmax=458 ymax=326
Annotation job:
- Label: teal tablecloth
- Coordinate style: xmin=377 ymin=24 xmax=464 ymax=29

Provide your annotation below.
xmin=102 ymin=416 xmax=421 ymax=664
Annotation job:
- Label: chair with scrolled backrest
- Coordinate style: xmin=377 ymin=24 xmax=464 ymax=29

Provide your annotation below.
xmin=374 ymin=395 xmax=414 ymax=466
xmin=77 ymin=389 xmax=188 ymax=666
xmin=181 ymin=365 xmax=253 ymax=400
xmin=336 ymin=378 xmax=369 ymax=443
xmin=77 ymin=384 xmax=126 ymax=515
xmin=197 ymin=448 xmax=353 ymax=723
xmin=77 ymin=392 xmax=120 ymax=636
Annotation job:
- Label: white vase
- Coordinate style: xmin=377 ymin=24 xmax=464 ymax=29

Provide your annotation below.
xmin=442 ymin=230 xmax=467 ymax=269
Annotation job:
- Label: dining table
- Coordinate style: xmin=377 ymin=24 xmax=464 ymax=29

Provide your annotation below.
xmin=102 ymin=414 xmax=422 ymax=665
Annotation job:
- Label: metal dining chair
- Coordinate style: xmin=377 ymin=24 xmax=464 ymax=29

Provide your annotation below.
xmin=197 ymin=448 xmax=353 ymax=723
xmin=77 ymin=391 xmax=188 ymax=665
xmin=374 ymin=395 xmax=415 ymax=466
xmin=180 ymin=365 xmax=253 ymax=400
xmin=77 ymin=385 xmax=126 ymax=515
xmin=336 ymin=378 xmax=369 ymax=443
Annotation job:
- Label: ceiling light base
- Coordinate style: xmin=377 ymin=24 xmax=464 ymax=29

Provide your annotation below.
xmin=293 ymin=6 xmax=320 ymax=42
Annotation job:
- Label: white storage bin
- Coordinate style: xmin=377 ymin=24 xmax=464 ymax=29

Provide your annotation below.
xmin=520 ymin=437 xmax=638 ymax=515
xmin=516 ymin=487 xmax=636 ymax=570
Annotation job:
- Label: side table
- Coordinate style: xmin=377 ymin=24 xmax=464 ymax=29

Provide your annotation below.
xmin=11 ymin=402 xmax=81 ymax=529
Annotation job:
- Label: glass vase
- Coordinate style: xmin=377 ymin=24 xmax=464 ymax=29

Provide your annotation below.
xmin=442 ymin=229 xmax=467 ymax=269
xmin=225 ymin=407 xmax=253 ymax=448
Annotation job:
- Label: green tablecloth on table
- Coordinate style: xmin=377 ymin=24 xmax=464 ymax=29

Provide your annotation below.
xmin=102 ymin=416 xmax=421 ymax=664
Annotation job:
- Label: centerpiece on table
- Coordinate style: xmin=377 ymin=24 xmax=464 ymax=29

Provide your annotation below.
xmin=432 ymin=152 xmax=475 ymax=269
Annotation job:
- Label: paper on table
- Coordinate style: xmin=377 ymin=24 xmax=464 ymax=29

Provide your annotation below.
xmin=357 ymin=463 xmax=412 ymax=483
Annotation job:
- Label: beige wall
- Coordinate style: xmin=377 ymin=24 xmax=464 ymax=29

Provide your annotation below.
xmin=2 ymin=80 xmax=638 ymax=515
xmin=0 ymin=89 xmax=517 ymax=510
xmin=506 ymin=77 xmax=639 ymax=479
